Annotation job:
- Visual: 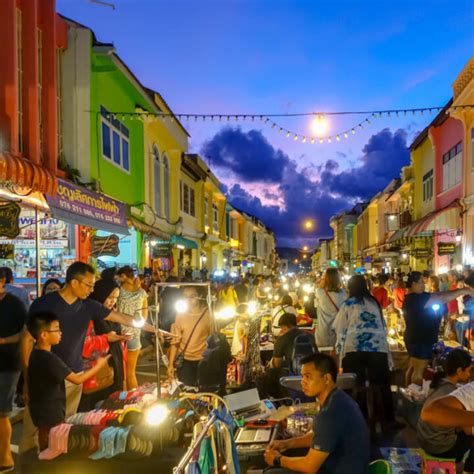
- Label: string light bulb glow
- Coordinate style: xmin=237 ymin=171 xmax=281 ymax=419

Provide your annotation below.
xmin=311 ymin=115 xmax=328 ymax=137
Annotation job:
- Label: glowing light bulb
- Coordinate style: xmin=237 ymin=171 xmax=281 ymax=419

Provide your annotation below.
xmin=311 ymin=115 xmax=328 ymax=137
xmin=216 ymin=306 xmax=235 ymax=320
xmin=247 ymin=301 xmax=257 ymax=316
xmin=283 ymin=283 xmax=289 ymax=291
xmin=432 ymin=304 xmax=440 ymax=312
xmin=175 ymin=299 xmax=189 ymax=313
xmin=146 ymin=404 xmax=169 ymax=426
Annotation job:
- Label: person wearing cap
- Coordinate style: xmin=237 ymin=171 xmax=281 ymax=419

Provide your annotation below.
xmin=403 ymin=271 xmax=473 ymax=386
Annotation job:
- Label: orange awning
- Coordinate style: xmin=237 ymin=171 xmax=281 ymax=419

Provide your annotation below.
xmin=0 ymin=152 xmax=57 ymax=196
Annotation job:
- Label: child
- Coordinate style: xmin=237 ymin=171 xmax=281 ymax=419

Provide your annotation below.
xmin=26 ymin=311 xmax=111 ymax=450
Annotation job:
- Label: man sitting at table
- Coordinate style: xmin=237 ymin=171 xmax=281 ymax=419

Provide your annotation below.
xmin=257 ymin=313 xmax=307 ymax=398
xmin=264 ymin=353 xmax=370 ymax=473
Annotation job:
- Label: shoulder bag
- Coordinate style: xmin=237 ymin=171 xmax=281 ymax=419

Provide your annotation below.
xmin=174 ymin=309 xmax=207 ymax=369
xmin=324 ymin=289 xmax=340 ymax=312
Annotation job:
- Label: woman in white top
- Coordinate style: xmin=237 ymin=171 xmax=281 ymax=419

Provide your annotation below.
xmin=314 ymin=268 xmax=345 ymax=348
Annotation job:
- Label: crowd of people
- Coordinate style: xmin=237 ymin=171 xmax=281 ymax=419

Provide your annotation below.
xmin=2 ymin=262 xmax=474 ymax=473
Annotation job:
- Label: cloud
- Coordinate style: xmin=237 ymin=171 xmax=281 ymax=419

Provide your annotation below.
xmin=201 ymin=127 xmax=410 ymax=246
xmin=319 ymin=128 xmax=410 ymax=200
xmin=201 ymin=127 xmax=289 ymax=183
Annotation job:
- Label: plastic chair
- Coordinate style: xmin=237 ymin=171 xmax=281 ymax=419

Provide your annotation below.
xmin=369 ymin=459 xmax=392 ymax=474
xmin=421 ymin=452 xmax=456 ymax=474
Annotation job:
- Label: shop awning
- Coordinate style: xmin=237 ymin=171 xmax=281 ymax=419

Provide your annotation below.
xmin=128 ymin=216 xmax=170 ymax=240
xmin=45 ymin=178 xmax=129 ymax=235
xmin=0 ymin=152 xmax=57 ymax=195
xmin=171 ymin=235 xmax=198 ymax=249
xmin=387 ymin=228 xmax=405 ymax=243
xmin=405 ymin=201 xmax=460 ymax=237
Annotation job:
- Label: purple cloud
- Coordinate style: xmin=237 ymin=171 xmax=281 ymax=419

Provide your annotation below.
xmin=201 ymin=127 xmax=410 ymax=246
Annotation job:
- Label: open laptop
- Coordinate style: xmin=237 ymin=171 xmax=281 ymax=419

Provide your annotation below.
xmin=234 ymin=427 xmax=273 ymax=444
xmin=224 ymin=388 xmax=274 ymax=421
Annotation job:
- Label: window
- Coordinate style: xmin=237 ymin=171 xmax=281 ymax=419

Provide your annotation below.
xmin=230 ymin=218 xmax=237 ymax=239
xmin=163 ymin=156 xmax=170 ymax=218
xmin=180 ymin=181 xmax=195 ymax=217
xmin=152 ymin=146 xmax=161 ymax=215
xmin=423 ymin=169 xmax=433 ymax=202
xmin=204 ymin=197 xmax=209 ymax=228
xmin=38 ymin=29 xmax=43 ymax=159
xmin=16 ymin=9 xmax=23 ymax=153
xmin=100 ymin=106 xmax=130 ymax=172
xmin=442 ymin=142 xmax=462 ymax=192
xmin=213 ymin=204 xmax=219 ymax=232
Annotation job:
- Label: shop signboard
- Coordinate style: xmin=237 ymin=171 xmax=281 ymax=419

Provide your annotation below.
xmin=46 ymin=179 xmax=129 ymax=235
xmin=16 ymin=208 xmax=68 ymax=240
xmin=0 ymin=202 xmax=21 ymax=238
xmin=437 ymin=242 xmax=456 ymax=256
xmin=0 ymin=239 xmax=68 ymax=249
xmin=412 ymin=248 xmax=431 ymax=258
xmin=153 ymin=242 xmax=172 ymax=259
xmin=90 ymin=234 xmax=120 ymax=257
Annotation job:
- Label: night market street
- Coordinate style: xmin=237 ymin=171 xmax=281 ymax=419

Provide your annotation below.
xmin=1 ymin=1 xmax=474 ymax=473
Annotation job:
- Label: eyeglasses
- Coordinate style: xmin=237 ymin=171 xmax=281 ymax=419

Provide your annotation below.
xmin=76 ymin=279 xmax=95 ymax=289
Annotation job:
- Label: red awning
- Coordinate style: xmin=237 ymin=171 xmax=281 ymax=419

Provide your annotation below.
xmin=0 ymin=152 xmax=57 ymax=196
xmin=405 ymin=201 xmax=460 ymax=237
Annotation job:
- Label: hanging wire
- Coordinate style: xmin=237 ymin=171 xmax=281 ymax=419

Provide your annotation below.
xmin=91 ymin=104 xmax=474 ymax=145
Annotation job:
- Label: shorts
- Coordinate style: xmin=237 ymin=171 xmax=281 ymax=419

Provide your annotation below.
xmin=122 ymin=327 xmax=142 ymax=351
xmin=0 ymin=370 xmax=20 ymax=416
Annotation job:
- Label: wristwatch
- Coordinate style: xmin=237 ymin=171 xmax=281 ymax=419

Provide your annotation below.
xmin=273 ymin=454 xmax=282 ymax=467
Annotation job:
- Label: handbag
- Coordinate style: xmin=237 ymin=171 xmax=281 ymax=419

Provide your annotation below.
xmin=82 ymin=321 xmax=115 ymax=394
xmin=174 ymin=309 xmax=207 ymax=369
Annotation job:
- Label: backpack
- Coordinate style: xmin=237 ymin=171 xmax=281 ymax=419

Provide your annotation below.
xmin=290 ymin=332 xmax=317 ymax=375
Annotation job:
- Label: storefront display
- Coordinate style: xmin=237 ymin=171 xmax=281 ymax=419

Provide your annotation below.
xmin=0 ymin=206 xmax=74 ymax=280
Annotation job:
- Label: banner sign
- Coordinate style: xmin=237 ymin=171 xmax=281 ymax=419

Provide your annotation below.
xmin=0 ymin=202 xmax=21 ymax=238
xmin=46 ymin=179 xmax=128 ymax=234
xmin=153 ymin=242 xmax=172 ymax=259
xmin=437 ymin=242 xmax=457 ymax=256
xmin=90 ymin=234 xmax=120 ymax=257
xmin=412 ymin=248 xmax=431 ymax=258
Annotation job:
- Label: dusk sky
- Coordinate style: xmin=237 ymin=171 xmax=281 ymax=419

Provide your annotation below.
xmin=58 ymin=0 xmax=474 ymax=248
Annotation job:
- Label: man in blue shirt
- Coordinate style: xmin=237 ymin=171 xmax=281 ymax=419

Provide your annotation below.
xmin=264 ymin=353 xmax=370 ymax=473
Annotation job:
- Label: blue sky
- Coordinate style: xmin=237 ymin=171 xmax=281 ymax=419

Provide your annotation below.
xmin=57 ymin=0 xmax=474 ymax=246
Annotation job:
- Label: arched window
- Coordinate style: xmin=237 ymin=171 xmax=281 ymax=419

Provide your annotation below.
xmin=163 ymin=155 xmax=170 ymax=219
xmin=152 ymin=145 xmax=161 ymax=216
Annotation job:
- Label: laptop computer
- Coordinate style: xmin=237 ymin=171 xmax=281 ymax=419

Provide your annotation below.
xmin=224 ymin=388 xmax=267 ymax=420
xmin=234 ymin=427 xmax=273 ymax=444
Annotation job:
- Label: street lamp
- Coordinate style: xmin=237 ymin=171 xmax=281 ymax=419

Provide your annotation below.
xmin=303 ymin=220 xmax=314 ymax=230
xmin=303 ymin=245 xmax=308 ymax=252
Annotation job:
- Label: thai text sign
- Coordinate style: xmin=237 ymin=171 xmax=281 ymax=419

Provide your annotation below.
xmin=46 ymin=179 xmax=128 ymax=233
xmin=437 ymin=242 xmax=456 ymax=256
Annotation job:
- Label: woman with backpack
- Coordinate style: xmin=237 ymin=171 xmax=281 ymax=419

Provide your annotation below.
xmin=334 ymin=274 xmax=394 ymax=422
xmin=314 ymin=268 xmax=345 ymax=348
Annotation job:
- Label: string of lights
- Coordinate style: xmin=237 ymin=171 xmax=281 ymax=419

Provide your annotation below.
xmin=94 ymin=104 xmax=474 ymax=145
